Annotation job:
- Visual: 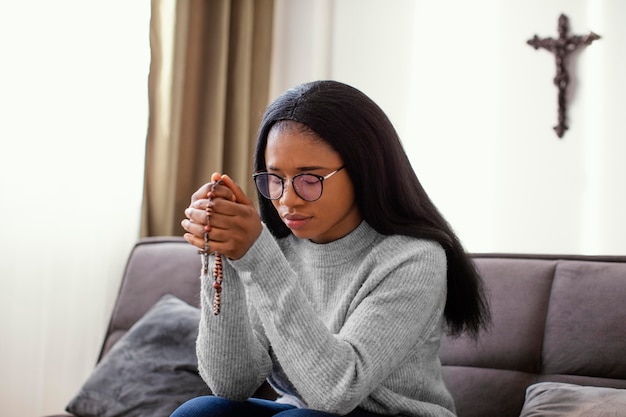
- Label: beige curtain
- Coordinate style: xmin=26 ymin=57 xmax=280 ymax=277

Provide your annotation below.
xmin=142 ymin=0 xmax=274 ymax=237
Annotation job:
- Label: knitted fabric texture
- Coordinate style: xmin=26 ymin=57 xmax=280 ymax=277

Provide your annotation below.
xmin=196 ymin=221 xmax=455 ymax=417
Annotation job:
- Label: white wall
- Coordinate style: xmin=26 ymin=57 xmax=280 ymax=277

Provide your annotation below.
xmin=271 ymin=0 xmax=626 ymax=255
xmin=0 ymin=2 xmax=149 ymax=415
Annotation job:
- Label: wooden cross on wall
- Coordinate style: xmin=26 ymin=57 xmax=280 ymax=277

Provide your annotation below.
xmin=527 ymin=14 xmax=600 ymax=138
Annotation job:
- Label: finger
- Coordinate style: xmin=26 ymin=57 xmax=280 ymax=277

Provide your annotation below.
xmin=181 ymin=217 xmax=207 ymax=238
xmin=210 ymin=172 xmax=222 ymax=183
xmin=207 ymin=183 xmax=236 ymax=202
xmin=183 ymin=232 xmax=207 ymax=250
xmin=195 ymin=173 xmax=235 ymax=203
xmin=190 ymin=172 xmax=224 ymax=204
xmin=184 ymin=221 xmax=229 ymax=254
xmin=220 ymin=174 xmax=253 ymax=206
xmin=191 ymin=183 xmax=212 ymax=205
xmin=185 ymin=206 xmax=209 ymax=225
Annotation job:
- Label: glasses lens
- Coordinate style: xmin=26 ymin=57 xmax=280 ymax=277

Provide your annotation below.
xmin=293 ymin=174 xmax=323 ymax=201
xmin=254 ymin=173 xmax=283 ymax=199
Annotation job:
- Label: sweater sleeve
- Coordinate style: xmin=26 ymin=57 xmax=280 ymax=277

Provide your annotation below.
xmin=195 ymin=254 xmax=272 ymax=399
xmin=232 ymin=226 xmax=448 ymax=415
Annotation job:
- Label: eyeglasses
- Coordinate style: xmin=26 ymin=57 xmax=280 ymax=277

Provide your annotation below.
xmin=253 ymin=166 xmax=345 ymax=202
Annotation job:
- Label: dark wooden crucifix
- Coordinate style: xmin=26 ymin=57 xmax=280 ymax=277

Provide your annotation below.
xmin=527 ymin=14 xmax=600 ymax=138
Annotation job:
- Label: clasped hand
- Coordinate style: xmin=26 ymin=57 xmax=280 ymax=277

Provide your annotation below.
xmin=182 ymin=172 xmax=263 ymax=260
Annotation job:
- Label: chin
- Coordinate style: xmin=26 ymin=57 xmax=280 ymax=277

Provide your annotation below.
xmin=290 ymin=229 xmax=314 ymax=240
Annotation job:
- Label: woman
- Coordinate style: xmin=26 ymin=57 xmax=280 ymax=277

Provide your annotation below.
xmin=176 ymin=80 xmax=490 ymax=417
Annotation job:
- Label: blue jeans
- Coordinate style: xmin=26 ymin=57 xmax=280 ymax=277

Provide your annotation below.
xmin=170 ymin=396 xmax=387 ymax=417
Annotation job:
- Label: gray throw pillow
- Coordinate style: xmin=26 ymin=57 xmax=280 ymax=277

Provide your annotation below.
xmin=519 ymin=382 xmax=626 ymax=417
xmin=66 ymin=294 xmax=210 ymax=417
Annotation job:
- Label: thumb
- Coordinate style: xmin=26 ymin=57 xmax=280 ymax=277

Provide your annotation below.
xmin=220 ymin=174 xmax=254 ymax=206
xmin=210 ymin=172 xmax=223 ymax=183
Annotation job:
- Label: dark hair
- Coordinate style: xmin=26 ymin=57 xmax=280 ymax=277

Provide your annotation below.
xmin=253 ymin=80 xmax=490 ymax=337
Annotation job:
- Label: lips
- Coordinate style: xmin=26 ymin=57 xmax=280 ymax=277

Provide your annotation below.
xmin=282 ymin=213 xmax=311 ymax=230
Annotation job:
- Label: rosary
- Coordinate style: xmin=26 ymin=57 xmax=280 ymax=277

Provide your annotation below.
xmin=199 ymin=179 xmax=224 ymax=315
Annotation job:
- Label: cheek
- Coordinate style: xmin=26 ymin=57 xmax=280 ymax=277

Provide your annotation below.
xmin=338 ymin=177 xmax=356 ymax=202
xmin=325 ymin=182 xmax=356 ymax=213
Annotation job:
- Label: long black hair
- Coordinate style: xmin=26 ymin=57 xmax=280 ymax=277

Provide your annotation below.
xmin=253 ymin=80 xmax=490 ymax=337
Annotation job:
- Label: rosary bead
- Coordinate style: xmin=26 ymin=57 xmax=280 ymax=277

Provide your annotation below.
xmin=198 ymin=178 xmax=225 ymax=316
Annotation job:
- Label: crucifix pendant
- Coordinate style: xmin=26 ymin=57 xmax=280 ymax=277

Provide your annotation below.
xmin=527 ymin=14 xmax=600 ymax=138
xmin=200 ymin=249 xmax=210 ymax=280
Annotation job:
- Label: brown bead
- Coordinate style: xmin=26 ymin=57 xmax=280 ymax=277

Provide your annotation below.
xmin=206 ymin=182 xmax=225 ymax=316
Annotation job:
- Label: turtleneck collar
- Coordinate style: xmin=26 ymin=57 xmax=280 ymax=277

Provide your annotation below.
xmin=287 ymin=221 xmax=380 ymax=266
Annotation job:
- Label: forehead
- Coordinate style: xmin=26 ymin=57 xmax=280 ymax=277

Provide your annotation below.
xmin=265 ymin=122 xmax=339 ymax=168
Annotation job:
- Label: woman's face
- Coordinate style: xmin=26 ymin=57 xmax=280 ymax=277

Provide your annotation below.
xmin=264 ymin=122 xmax=362 ymax=243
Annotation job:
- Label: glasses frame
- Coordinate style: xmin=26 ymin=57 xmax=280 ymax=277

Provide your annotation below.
xmin=253 ymin=166 xmax=345 ymax=202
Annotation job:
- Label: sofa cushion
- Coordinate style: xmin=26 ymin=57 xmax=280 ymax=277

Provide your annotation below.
xmin=66 ymin=294 xmax=209 ymax=417
xmin=542 ymin=261 xmax=626 ymax=379
xmin=442 ymin=366 xmax=535 ymax=417
xmin=519 ymin=382 xmax=626 ymax=416
xmin=440 ymin=258 xmax=556 ymax=372
xmin=99 ymin=238 xmax=202 ymax=359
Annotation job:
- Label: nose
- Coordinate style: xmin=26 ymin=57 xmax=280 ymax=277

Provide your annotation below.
xmin=279 ymin=178 xmax=303 ymax=205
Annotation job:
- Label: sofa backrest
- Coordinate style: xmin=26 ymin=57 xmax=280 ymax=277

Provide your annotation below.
xmin=98 ymin=237 xmax=202 ymax=359
xmin=440 ymin=255 xmax=626 ymax=417
xmin=101 ymin=238 xmax=626 ymax=417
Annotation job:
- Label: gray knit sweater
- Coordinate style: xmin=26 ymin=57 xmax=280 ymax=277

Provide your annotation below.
xmin=196 ymin=221 xmax=456 ymax=416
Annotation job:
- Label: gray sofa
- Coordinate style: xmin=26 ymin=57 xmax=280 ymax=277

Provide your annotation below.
xmin=50 ymin=236 xmax=626 ymax=417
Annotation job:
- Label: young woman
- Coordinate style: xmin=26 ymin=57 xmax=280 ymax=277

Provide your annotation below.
xmin=175 ymin=80 xmax=490 ymax=417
